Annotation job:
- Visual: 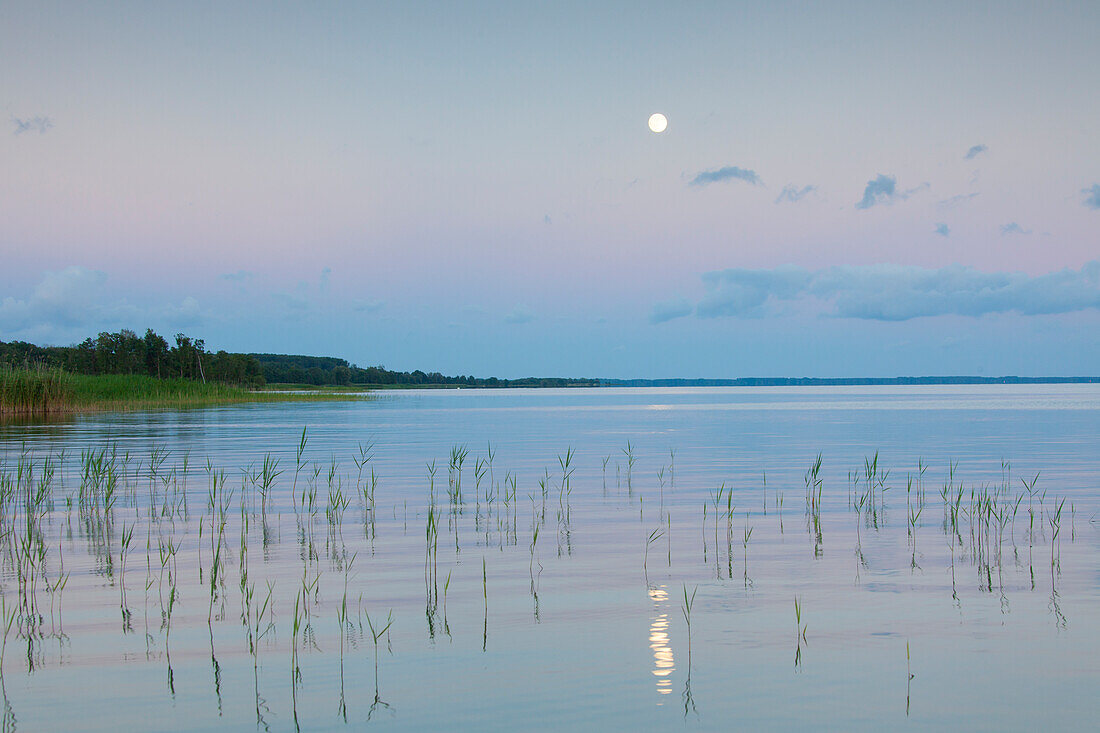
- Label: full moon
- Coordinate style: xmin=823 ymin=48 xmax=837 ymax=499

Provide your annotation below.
xmin=648 ymin=113 xmax=668 ymax=133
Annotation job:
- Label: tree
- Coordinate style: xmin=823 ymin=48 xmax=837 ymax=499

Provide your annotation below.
xmin=144 ymin=329 xmax=169 ymax=378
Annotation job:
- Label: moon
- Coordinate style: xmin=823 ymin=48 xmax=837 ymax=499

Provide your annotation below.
xmin=648 ymin=113 xmax=668 ymax=133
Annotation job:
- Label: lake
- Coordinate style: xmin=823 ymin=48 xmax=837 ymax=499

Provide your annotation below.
xmin=1 ymin=385 xmax=1098 ymax=730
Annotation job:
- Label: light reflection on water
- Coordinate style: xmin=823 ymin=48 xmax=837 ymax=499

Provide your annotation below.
xmin=648 ymin=585 xmax=675 ymax=698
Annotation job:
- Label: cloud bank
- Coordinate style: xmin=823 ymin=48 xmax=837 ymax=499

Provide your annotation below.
xmin=689 ymin=166 xmax=762 ymax=187
xmin=0 ymin=266 xmax=206 ymax=338
xmin=653 ymin=261 xmax=1100 ymax=322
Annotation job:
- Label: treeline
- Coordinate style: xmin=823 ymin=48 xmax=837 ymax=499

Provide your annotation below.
xmin=251 ymin=353 xmax=598 ymax=388
xmin=0 ymin=329 xmax=265 ymax=388
xmin=0 ymin=331 xmax=598 ymax=391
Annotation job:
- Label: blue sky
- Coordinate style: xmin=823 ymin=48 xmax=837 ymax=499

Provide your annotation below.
xmin=1 ymin=1 xmax=1098 ymax=377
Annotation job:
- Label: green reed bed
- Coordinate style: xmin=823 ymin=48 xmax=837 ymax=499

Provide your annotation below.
xmin=0 ymin=366 xmax=73 ymax=414
xmin=0 ymin=367 xmax=365 ymax=415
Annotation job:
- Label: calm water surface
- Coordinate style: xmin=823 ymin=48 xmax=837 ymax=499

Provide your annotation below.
xmin=1 ymin=386 xmax=1098 ymax=731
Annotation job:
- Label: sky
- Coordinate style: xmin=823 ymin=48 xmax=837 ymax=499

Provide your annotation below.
xmin=2 ymin=0 xmax=1098 ymax=378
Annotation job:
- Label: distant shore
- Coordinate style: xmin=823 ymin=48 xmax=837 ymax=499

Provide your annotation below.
xmin=267 ymin=375 xmax=1100 ymax=390
xmin=598 ymin=376 xmax=1099 ymax=387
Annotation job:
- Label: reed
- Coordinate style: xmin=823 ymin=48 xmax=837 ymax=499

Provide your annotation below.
xmin=622 ymin=442 xmax=637 ymax=493
xmin=557 ymin=447 xmax=575 ymax=509
xmin=0 ymin=434 xmax=1083 ymax=726
xmin=353 ymin=440 xmax=376 ymax=507
xmin=742 ymin=517 xmax=753 ymax=586
xmin=0 ymin=597 xmax=15 ymax=679
xmin=0 ymin=365 xmax=72 ymax=414
xmin=1 ymin=367 xmax=360 ymax=415
xmin=119 ymin=522 xmax=135 ymax=621
xmin=644 ymin=528 xmax=663 ymax=582
xmin=1049 ymin=496 xmax=1065 ymax=572
xmin=794 ymin=596 xmax=807 ymax=670
xmin=365 ymin=609 xmax=394 ymax=712
xmin=681 ymin=584 xmax=697 ymax=649
xmin=906 ymin=639 xmax=914 ymax=716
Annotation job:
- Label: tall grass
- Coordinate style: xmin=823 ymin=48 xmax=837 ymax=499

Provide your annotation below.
xmin=1 ymin=367 xmax=363 ymax=415
xmin=0 ymin=366 xmax=73 ymax=414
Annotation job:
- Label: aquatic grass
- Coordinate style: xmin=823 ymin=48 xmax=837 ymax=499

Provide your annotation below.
xmin=448 ymin=444 xmax=468 ymax=506
xmin=667 ymin=512 xmax=672 ymax=568
xmin=622 ymin=441 xmax=637 ymax=494
xmin=1 ymin=367 xmax=361 ymax=416
xmin=290 ymin=588 xmax=304 ymax=727
xmin=1049 ymin=496 xmax=1066 ymax=574
xmin=644 ymin=528 xmax=663 ymax=582
xmin=352 ymin=439 xmax=376 ymax=507
xmin=119 ymin=521 xmax=135 ymax=624
xmin=46 ymin=540 xmax=70 ymax=635
xmin=656 ymin=467 xmax=666 ymax=511
xmin=248 ymin=454 xmax=281 ymax=524
xmin=0 ymin=366 xmax=72 ymax=414
xmin=668 ymin=448 xmax=675 ymax=490
xmin=442 ymin=570 xmax=452 ymax=638
xmin=681 ymin=583 xmax=698 ymax=718
xmin=336 ymin=551 xmax=357 ymax=720
xmin=906 ymin=640 xmax=914 ymax=715
xmin=0 ymin=597 xmax=16 ymax=679
xmin=725 ymin=489 xmax=735 ymax=578
xmin=558 ymin=447 xmax=575 ymax=509
xmin=794 ymin=596 xmax=807 ymax=670
xmin=742 ymin=517 xmax=753 ymax=586
xmin=474 ymin=456 xmax=487 ymax=518
xmin=365 ymin=609 xmax=394 ymax=716
xmin=291 ymin=427 xmax=308 ymax=511
xmin=243 ymin=580 xmax=275 ymax=726
xmin=804 ymin=453 xmax=824 ymax=556
xmin=710 ymin=483 xmax=726 ymax=576
xmin=426 ymin=460 xmax=437 ymax=503
xmin=0 ymin=434 xmax=1088 ymax=727
xmin=1021 ymin=472 xmax=1041 ymax=546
